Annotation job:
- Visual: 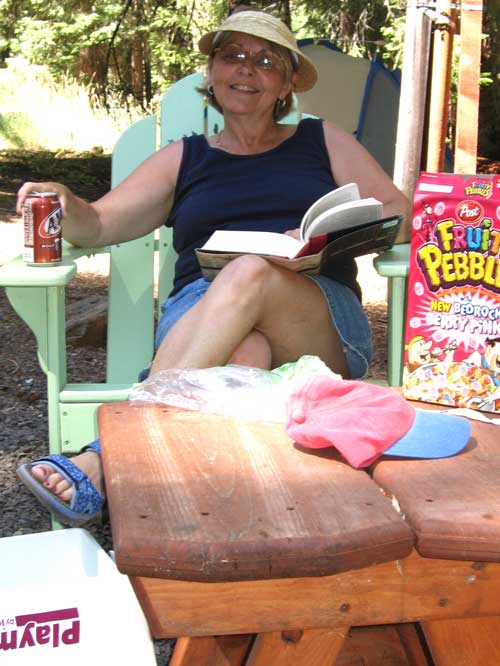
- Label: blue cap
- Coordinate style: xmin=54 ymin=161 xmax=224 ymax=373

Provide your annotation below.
xmin=384 ymin=408 xmax=471 ymax=459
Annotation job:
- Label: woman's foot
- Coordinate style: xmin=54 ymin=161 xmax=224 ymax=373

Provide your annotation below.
xmin=16 ymin=441 xmax=105 ymax=527
xmin=31 ymin=449 xmax=104 ymax=505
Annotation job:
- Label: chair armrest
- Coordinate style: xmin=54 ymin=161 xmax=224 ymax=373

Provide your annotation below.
xmin=0 ymin=241 xmax=108 ymax=287
xmin=1 ymin=241 xmax=112 ymax=457
xmin=372 ymin=242 xmax=410 ymax=387
xmin=373 ymin=243 xmax=410 ymax=278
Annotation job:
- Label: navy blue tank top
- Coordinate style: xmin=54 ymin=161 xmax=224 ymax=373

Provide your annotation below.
xmin=167 ymin=118 xmax=359 ymax=298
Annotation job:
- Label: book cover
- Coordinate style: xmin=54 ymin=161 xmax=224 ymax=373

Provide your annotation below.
xmin=402 ymin=172 xmax=500 ymax=414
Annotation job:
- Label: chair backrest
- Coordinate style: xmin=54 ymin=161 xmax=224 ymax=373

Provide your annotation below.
xmin=106 ymin=71 xmax=306 ymax=383
xmin=107 ymin=114 xmax=157 ymax=383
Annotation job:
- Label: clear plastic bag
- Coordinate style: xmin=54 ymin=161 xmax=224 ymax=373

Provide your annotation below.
xmin=129 ymin=355 xmax=339 ymax=422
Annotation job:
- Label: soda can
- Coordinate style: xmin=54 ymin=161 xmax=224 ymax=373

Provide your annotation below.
xmin=23 ymin=192 xmax=62 ymax=265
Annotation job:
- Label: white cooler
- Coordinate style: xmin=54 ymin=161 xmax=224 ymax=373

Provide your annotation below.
xmin=0 ymin=528 xmax=157 ymax=664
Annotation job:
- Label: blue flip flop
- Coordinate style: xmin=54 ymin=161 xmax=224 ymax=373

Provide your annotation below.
xmin=16 ymin=440 xmax=104 ymax=527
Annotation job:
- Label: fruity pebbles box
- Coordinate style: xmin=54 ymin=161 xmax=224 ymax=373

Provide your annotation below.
xmin=402 ymin=171 xmax=500 ymax=414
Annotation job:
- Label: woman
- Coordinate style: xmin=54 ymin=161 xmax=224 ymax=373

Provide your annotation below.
xmin=16 ymin=9 xmax=410 ymax=526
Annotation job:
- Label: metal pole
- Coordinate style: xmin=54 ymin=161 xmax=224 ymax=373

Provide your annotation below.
xmin=393 ymin=3 xmax=432 ymax=200
xmin=426 ymin=1 xmax=456 ymax=171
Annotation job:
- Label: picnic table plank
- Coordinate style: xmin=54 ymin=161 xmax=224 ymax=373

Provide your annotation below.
xmin=99 ymin=402 xmax=413 ymax=582
xmin=372 ymin=411 xmax=500 ymax=561
xmin=129 ymin=550 xmax=500 ymax=638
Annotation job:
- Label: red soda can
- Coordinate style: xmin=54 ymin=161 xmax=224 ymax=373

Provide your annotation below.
xmin=23 ymin=192 xmax=62 ymax=265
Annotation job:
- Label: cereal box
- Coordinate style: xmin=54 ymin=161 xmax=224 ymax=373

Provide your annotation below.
xmin=402 ymin=171 xmax=500 ymax=414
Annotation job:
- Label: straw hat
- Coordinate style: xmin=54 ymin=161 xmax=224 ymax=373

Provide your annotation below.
xmin=198 ymin=10 xmax=318 ymax=92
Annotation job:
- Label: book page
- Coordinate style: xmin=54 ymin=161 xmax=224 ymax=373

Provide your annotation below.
xmin=299 ymin=182 xmax=360 ymax=241
xmin=200 ymin=229 xmax=304 ymax=259
xmin=304 ymin=198 xmax=383 ymax=240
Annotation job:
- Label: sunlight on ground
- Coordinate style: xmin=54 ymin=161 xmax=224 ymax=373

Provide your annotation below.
xmin=0 ymin=221 xmax=22 ymax=264
xmin=356 ymin=254 xmax=388 ymax=302
xmin=0 ymin=58 xmax=140 ymax=152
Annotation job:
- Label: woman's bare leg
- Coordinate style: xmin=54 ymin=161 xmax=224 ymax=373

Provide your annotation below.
xmin=227 ymin=330 xmax=273 ymax=368
xmin=151 ymin=255 xmax=348 ymax=376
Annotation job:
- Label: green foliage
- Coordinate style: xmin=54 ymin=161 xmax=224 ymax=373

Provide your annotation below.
xmin=0 ymin=111 xmax=41 ymax=149
xmin=479 ymin=0 xmax=500 ymax=158
xmin=290 ymin=0 xmax=406 ymax=64
xmin=2 ymin=0 xmax=213 ymax=110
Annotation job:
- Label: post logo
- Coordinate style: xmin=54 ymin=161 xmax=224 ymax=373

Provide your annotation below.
xmin=456 ymin=200 xmax=484 ymax=223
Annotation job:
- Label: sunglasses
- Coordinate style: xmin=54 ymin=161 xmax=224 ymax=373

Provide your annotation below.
xmin=213 ymin=44 xmax=286 ymax=73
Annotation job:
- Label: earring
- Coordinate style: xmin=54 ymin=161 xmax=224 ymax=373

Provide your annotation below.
xmin=207 ymin=84 xmax=214 ymax=96
xmin=274 ymin=98 xmax=286 ymax=117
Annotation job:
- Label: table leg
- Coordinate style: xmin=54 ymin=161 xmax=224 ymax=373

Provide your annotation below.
xmin=421 ymin=617 xmax=500 ymax=666
xmin=395 ymin=623 xmax=431 ymax=665
xmin=245 ymin=627 xmax=348 ymax=666
xmin=169 ymin=635 xmax=254 ymax=666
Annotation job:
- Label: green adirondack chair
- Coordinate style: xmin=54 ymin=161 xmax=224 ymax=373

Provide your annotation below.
xmin=0 ymin=71 xmax=410 ymax=463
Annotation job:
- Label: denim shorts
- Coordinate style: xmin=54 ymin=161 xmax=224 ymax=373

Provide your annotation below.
xmin=151 ymin=274 xmax=372 ymax=380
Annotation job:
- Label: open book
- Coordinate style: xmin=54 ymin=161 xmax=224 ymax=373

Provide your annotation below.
xmin=196 ymin=183 xmax=403 ymax=279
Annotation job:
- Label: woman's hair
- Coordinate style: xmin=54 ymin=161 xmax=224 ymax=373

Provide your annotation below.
xmin=197 ymin=31 xmax=296 ymax=122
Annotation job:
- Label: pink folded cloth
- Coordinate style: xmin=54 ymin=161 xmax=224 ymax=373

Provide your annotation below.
xmin=285 ymin=375 xmax=471 ymax=468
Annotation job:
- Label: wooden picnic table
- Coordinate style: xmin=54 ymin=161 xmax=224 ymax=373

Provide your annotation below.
xmin=99 ymin=400 xmax=500 ymax=666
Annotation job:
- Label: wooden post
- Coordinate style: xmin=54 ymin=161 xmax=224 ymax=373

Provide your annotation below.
xmin=426 ymin=1 xmax=457 ymax=172
xmin=393 ymin=4 xmax=432 ymax=201
xmin=454 ymin=0 xmax=483 ymax=173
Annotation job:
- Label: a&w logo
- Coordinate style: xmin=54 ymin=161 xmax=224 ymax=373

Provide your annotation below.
xmin=38 ymin=207 xmax=62 ymax=239
xmin=0 ymin=607 xmax=80 ymax=651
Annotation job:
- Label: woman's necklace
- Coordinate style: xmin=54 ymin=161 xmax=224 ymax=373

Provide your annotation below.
xmin=215 ymin=126 xmax=285 ymax=153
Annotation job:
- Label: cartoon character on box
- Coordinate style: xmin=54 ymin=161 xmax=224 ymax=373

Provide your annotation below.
xmin=405 ymin=335 xmax=457 ymax=373
xmin=402 ymin=172 xmax=500 ymax=414
xmin=467 ymin=337 xmax=500 ymax=387
xmin=417 ymin=202 xmax=436 ymax=243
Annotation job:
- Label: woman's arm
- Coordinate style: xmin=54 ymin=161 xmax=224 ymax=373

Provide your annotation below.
xmin=322 ymin=121 xmax=412 ymax=243
xmin=16 ymin=140 xmax=184 ymax=248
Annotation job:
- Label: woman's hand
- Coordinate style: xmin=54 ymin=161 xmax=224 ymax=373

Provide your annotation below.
xmin=16 ymin=181 xmax=104 ymax=248
xmin=284 ymin=228 xmax=300 ymax=240
xmin=16 ymin=182 xmax=73 ymax=218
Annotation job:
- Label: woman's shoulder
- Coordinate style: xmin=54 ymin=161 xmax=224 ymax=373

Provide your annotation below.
xmin=289 ymin=117 xmax=328 ymax=144
xmin=321 ymin=119 xmax=357 ymax=143
xmin=154 ymin=133 xmax=209 ymax=169
xmin=297 ymin=116 xmax=324 ymax=131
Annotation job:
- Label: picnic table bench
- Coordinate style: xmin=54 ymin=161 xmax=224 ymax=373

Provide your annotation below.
xmin=98 ymin=399 xmax=500 ymax=665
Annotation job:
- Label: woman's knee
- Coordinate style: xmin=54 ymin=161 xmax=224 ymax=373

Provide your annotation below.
xmin=210 ymin=255 xmax=274 ymax=308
